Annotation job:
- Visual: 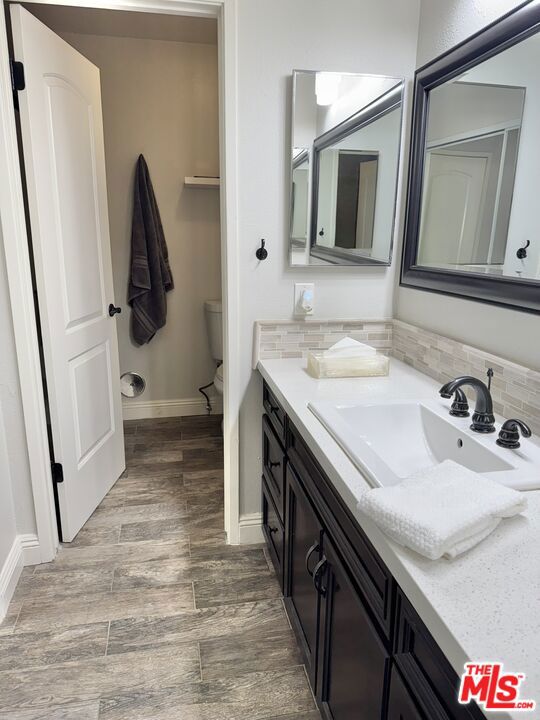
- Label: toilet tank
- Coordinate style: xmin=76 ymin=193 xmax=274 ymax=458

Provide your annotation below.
xmin=204 ymin=299 xmax=223 ymax=363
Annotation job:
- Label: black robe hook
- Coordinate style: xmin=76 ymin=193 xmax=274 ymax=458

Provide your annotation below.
xmin=516 ymin=240 xmax=530 ymax=259
xmin=256 ymin=239 xmax=268 ymax=260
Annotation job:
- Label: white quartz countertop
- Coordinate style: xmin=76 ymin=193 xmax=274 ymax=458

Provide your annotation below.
xmin=257 ymin=357 xmax=540 ymax=717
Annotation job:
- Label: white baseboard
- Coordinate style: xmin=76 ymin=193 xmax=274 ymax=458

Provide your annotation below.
xmin=238 ymin=512 xmax=264 ymax=544
xmin=20 ymin=533 xmax=41 ymax=565
xmin=122 ymin=396 xmax=223 ymax=421
xmin=0 ymin=536 xmax=23 ymax=621
xmin=0 ymin=533 xmax=42 ymax=621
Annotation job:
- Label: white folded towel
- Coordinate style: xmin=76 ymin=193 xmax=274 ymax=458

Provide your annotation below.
xmin=357 ymin=460 xmax=527 ymax=560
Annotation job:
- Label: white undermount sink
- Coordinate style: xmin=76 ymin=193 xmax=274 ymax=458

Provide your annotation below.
xmin=309 ymin=400 xmax=540 ymax=491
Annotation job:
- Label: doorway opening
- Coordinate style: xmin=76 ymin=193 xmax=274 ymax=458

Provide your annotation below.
xmin=9 ymin=1 xmax=226 ymax=544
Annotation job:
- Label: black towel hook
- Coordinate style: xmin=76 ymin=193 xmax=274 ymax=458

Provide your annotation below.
xmin=256 ymin=239 xmax=268 ymax=261
xmin=516 ymin=239 xmax=530 ymax=259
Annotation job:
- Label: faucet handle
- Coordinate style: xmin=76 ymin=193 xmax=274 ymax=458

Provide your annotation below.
xmin=496 ymin=419 xmax=532 ymax=449
xmin=450 ymin=389 xmax=470 ymax=417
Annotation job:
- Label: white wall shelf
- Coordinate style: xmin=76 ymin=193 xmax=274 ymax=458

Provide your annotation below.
xmin=184 ymin=176 xmax=220 ymax=188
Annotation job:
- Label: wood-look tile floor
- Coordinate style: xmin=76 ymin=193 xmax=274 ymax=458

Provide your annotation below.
xmin=0 ymin=416 xmax=320 ymax=720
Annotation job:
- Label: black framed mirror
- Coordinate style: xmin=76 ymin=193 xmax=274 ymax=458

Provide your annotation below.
xmin=289 ymin=71 xmax=404 ymax=266
xmin=401 ymin=0 xmax=540 ymax=314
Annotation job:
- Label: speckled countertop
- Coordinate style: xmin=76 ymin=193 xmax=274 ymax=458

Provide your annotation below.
xmin=257 ymin=357 xmax=540 ymax=718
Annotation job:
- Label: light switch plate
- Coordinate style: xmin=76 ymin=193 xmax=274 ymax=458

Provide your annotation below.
xmin=294 ymin=283 xmax=314 ymax=316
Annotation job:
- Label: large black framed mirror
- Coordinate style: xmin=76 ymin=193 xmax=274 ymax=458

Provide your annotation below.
xmin=401 ymin=1 xmax=540 ymax=314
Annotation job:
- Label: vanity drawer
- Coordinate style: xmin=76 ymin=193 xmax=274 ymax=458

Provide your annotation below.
xmin=262 ymin=414 xmax=285 ymax=519
xmin=287 ymin=420 xmax=393 ymax=641
xmin=394 ymin=588 xmax=484 ymax=720
xmin=262 ymin=479 xmax=284 ymax=589
xmin=263 ymin=381 xmax=286 ymax=444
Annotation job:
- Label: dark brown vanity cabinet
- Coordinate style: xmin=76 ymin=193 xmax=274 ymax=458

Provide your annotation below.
xmin=285 ymin=458 xmax=389 ymax=715
xmin=317 ymin=535 xmax=390 ymax=720
xmin=284 ymin=464 xmax=323 ymax=686
xmin=261 ymin=381 xmax=483 ymax=720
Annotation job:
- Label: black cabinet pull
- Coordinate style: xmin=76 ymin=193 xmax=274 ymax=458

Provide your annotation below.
xmin=269 ymin=460 xmax=281 ymax=469
xmin=108 ymin=303 xmax=122 ymax=317
xmin=305 ymin=541 xmax=319 ymax=577
xmin=269 ymin=526 xmax=279 ymax=534
xmin=312 ymin=556 xmax=327 ymax=597
xmin=270 ymin=405 xmax=280 ymax=414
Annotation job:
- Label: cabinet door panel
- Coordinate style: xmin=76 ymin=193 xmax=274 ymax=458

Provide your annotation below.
xmin=387 ymin=665 xmax=425 ymax=720
xmin=319 ymin=536 xmax=390 ymax=720
xmin=262 ymin=479 xmax=284 ymax=589
xmin=263 ymin=381 xmax=286 ymax=444
xmin=285 ymin=464 xmax=323 ymax=687
xmin=394 ymin=589 xmax=484 ymax=720
xmin=263 ymin=414 xmax=285 ymax=520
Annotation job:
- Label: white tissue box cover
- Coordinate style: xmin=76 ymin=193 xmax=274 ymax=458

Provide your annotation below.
xmin=307 ymin=351 xmax=388 ymax=379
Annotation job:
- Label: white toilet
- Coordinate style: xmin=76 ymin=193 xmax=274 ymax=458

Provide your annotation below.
xmin=204 ymin=299 xmax=223 ymax=396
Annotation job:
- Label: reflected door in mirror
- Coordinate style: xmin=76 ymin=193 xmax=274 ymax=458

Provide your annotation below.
xmin=418 ymin=81 xmax=523 ymax=276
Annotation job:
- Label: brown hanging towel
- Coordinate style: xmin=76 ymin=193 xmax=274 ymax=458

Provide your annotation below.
xmin=128 ymin=154 xmax=174 ymax=345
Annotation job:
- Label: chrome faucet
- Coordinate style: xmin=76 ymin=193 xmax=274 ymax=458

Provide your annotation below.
xmin=439 ymin=376 xmax=496 ymax=434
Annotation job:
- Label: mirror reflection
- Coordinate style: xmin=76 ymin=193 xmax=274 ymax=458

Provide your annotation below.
xmin=417 ymin=33 xmax=540 ymax=280
xmin=317 ymin=148 xmax=379 ymax=255
xmin=290 ymin=149 xmax=310 ymax=246
xmin=289 ymin=71 xmax=404 ymax=266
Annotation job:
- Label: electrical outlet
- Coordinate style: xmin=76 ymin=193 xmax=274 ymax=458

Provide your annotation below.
xmin=294 ymin=283 xmax=314 ymax=317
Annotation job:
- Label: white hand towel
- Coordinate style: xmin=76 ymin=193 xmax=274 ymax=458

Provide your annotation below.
xmin=323 ymin=337 xmax=376 ymax=358
xmin=357 ymin=460 xmax=527 ymax=560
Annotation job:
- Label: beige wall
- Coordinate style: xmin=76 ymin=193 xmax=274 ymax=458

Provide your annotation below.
xmin=394 ymin=0 xmax=540 ymax=372
xmin=62 ymin=32 xmax=221 ymax=408
xmin=236 ymin=0 xmax=421 ymax=516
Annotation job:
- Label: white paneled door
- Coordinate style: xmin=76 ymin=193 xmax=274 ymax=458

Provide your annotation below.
xmin=418 ymin=151 xmax=489 ymax=266
xmin=11 ymin=5 xmax=125 ymax=541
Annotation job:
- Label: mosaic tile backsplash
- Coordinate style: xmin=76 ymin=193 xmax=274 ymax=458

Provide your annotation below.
xmin=254 ymin=319 xmax=393 ymax=363
xmin=392 ymin=320 xmax=540 ymax=435
xmin=254 ymin=318 xmax=540 ymax=434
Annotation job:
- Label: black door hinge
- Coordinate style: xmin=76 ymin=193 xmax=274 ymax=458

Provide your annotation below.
xmin=51 ymin=462 xmax=64 ymax=484
xmin=10 ymin=60 xmax=25 ymax=92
